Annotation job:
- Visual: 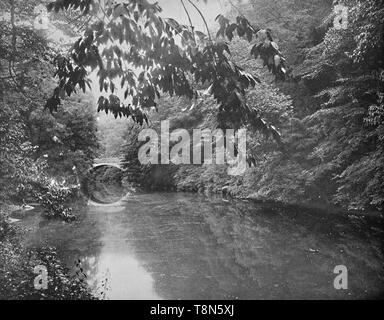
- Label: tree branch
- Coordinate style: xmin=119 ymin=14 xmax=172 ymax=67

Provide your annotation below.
xmin=186 ymin=0 xmax=212 ymax=43
xmin=180 ymin=0 xmax=196 ymax=44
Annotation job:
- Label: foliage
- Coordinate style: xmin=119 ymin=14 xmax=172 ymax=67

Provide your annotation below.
xmin=45 ymin=0 xmax=290 ymax=144
xmin=35 ymin=180 xmax=78 ymax=221
xmin=0 ymin=101 xmax=27 ymax=200
xmin=0 ymin=240 xmax=97 ymax=300
xmin=0 ymin=0 xmax=100 ymax=301
xmin=0 ymin=208 xmax=16 ymax=241
xmin=28 ymin=93 xmax=100 ymax=180
xmin=0 ymin=0 xmax=52 ymax=202
xmin=226 ymin=0 xmax=332 ymax=64
xmin=240 ymin=0 xmax=384 ymax=211
xmin=0 ymin=0 xmax=99 ymax=203
xmin=119 ymin=0 xmax=383 ymax=213
xmin=96 ymin=112 xmax=129 ymax=157
xmin=1 ymin=205 xmax=97 ymax=299
xmin=293 ymin=0 xmax=384 ymax=211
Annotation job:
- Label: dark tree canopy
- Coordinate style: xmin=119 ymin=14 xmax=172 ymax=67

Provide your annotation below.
xmin=45 ymin=0 xmax=287 ymax=144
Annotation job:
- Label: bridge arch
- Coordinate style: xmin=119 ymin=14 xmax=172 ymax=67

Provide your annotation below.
xmin=91 ymin=163 xmax=124 ymax=171
xmin=81 ymin=158 xmax=127 ymax=205
xmin=91 ymin=157 xmax=125 ymax=171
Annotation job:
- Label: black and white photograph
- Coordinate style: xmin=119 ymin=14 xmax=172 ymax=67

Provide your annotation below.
xmin=0 ymin=0 xmax=383 ymax=305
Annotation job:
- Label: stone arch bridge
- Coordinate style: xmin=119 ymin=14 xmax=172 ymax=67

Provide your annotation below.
xmin=92 ymin=157 xmax=126 ymax=170
xmin=91 ymin=157 xmax=141 ymax=183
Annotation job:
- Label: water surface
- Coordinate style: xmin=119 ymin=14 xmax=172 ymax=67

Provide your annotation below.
xmin=21 ymin=193 xmax=384 ymax=299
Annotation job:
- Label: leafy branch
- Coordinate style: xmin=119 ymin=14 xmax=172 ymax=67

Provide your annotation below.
xmin=45 ymin=0 xmax=288 ymax=147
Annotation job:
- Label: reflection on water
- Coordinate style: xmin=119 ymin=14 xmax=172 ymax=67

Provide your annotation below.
xmin=82 ymin=166 xmax=126 ymax=205
xmin=22 ymin=193 xmax=384 ymax=299
xmin=87 ymin=252 xmax=160 ymax=300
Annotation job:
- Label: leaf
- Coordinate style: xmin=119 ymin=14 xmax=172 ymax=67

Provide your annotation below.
xmin=195 ymin=31 xmax=206 ymax=42
xmin=237 ymin=25 xmax=245 ymax=37
xmin=134 ymin=11 xmax=139 ymax=22
xmin=246 ymin=28 xmax=253 ymax=42
xmin=215 ymin=14 xmax=229 ymax=28
xmin=226 ymin=23 xmax=237 ymax=41
xmin=79 ymin=80 xmax=86 ymax=93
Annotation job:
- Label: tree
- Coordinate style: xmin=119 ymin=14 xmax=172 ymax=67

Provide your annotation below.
xmin=28 ymin=93 xmax=100 ymax=179
xmin=118 ymin=0 xmax=384 ymax=212
xmin=0 ymin=0 xmax=53 ymax=201
xmin=45 ymin=0 xmax=288 ymax=145
xmin=287 ymin=0 xmax=384 ymax=210
xmin=0 ymin=0 xmax=99 ymax=200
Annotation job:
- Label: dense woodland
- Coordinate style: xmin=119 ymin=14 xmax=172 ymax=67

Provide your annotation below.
xmin=120 ymin=0 xmax=384 ymax=213
xmin=0 ymin=0 xmax=100 ymax=298
xmin=0 ymin=0 xmax=383 ymax=299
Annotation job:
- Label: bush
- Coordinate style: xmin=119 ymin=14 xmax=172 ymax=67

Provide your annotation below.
xmin=0 ymin=244 xmax=98 ymax=300
xmin=35 ymin=180 xmax=78 ymax=222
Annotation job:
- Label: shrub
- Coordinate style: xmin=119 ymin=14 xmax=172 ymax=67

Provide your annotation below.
xmin=35 ymin=180 xmax=78 ymax=222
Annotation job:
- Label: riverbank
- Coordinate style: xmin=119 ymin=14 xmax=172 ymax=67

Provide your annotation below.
xmin=0 ymin=202 xmax=99 ymax=300
xmin=128 ymin=163 xmax=383 ymax=219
